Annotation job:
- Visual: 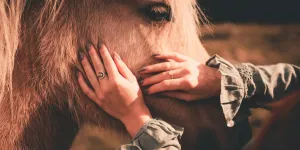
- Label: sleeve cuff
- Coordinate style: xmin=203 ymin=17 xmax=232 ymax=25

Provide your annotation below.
xmin=122 ymin=118 xmax=183 ymax=149
xmin=206 ymin=55 xmax=246 ymax=127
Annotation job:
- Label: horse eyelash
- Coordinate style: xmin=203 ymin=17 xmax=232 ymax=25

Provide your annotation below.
xmin=140 ymin=3 xmax=173 ymax=23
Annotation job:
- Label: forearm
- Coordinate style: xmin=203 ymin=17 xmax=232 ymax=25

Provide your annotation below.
xmin=206 ymin=55 xmax=300 ymax=127
xmin=121 ymin=108 xmax=153 ymax=138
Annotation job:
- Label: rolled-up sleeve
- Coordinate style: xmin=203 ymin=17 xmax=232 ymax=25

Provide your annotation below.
xmin=206 ymin=55 xmax=300 ymax=127
xmin=121 ymin=118 xmax=184 ymax=150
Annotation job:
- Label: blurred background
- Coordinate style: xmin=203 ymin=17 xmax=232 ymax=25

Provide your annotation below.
xmin=197 ymin=0 xmax=300 ymax=141
xmin=198 ymin=0 xmax=300 ymax=23
xmin=198 ymin=0 xmax=300 ymax=65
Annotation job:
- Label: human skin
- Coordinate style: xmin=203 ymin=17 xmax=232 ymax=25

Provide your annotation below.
xmin=139 ymin=52 xmax=222 ymax=101
xmin=78 ymin=44 xmax=152 ymax=137
xmin=78 ymin=45 xmax=223 ymax=138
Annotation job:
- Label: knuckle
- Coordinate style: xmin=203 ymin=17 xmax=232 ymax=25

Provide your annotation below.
xmin=103 ymin=84 xmax=113 ymax=94
xmin=101 ymin=88 xmax=108 ymax=95
xmin=164 ymin=63 xmax=171 ymax=69
xmin=181 ymin=68 xmax=189 ymax=75
xmin=97 ymin=94 xmax=105 ymax=102
xmin=184 ymin=79 xmax=195 ymax=89
xmin=97 ymin=95 xmax=104 ymax=101
xmin=174 ymin=52 xmax=180 ymax=57
xmin=82 ymin=89 xmax=90 ymax=95
xmin=94 ymin=62 xmax=103 ymax=68
xmin=144 ymin=66 xmax=150 ymax=71
xmin=110 ymin=82 xmax=118 ymax=90
xmin=185 ymin=68 xmax=193 ymax=74
xmin=110 ymin=78 xmax=118 ymax=85
xmin=163 ymin=71 xmax=169 ymax=77
xmin=162 ymin=80 xmax=170 ymax=86
xmin=111 ymin=79 xmax=121 ymax=88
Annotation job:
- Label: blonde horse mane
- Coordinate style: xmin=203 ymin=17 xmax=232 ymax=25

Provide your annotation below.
xmin=0 ymin=1 xmax=24 ymax=112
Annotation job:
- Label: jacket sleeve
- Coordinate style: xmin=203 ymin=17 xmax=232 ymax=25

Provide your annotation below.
xmin=121 ymin=118 xmax=184 ymax=150
xmin=206 ymin=55 xmax=300 ymax=127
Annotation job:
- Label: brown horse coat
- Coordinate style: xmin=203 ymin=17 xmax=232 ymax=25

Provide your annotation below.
xmin=0 ymin=1 xmax=299 ymax=150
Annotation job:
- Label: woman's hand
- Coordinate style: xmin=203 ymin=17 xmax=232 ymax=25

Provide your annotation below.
xmin=77 ymin=44 xmax=152 ymax=137
xmin=140 ymin=52 xmax=221 ymax=101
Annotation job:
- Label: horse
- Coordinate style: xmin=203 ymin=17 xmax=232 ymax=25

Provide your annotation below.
xmin=0 ymin=0 xmax=299 ymax=149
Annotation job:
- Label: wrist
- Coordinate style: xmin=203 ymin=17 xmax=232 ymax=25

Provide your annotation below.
xmin=211 ymin=67 xmax=222 ymax=95
xmin=121 ymin=109 xmax=152 ymax=138
xmin=201 ymin=65 xmax=222 ymax=97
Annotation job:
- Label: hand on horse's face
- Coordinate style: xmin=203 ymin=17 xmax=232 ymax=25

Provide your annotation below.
xmin=139 ymin=52 xmax=222 ymax=101
xmin=77 ymin=44 xmax=152 ymax=138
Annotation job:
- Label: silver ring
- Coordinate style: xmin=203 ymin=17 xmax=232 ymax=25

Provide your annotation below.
xmin=97 ymin=72 xmax=106 ymax=80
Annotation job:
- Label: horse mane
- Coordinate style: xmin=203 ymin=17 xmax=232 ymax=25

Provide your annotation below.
xmin=0 ymin=0 xmax=62 ymax=100
xmin=0 ymin=0 xmax=80 ymax=128
xmin=0 ymin=1 xmax=24 ymax=124
xmin=0 ymin=1 xmax=23 ymax=101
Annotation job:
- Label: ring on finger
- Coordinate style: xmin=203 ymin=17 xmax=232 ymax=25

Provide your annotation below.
xmin=97 ymin=71 xmax=107 ymax=80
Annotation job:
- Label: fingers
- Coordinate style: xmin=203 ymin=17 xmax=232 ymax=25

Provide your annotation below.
xmin=79 ymin=52 xmax=101 ymax=91
xmin=160 ymin=91 xmax=198 ymax=101
xmin=86 ymin=43 xmax=106 ymax=81
xmin=154 ymin=52 xmax=189 ymax=62
xmin=113 ymin=53 xmax=136 ymax=82
xmin=141 ymin=68 xmax=183 ymax=86
xmin=140 ymin=62 xmax=182 ymax=74
xmin=147 ymin=78 xmax=184 ymax=94
xmin=78 ymin=72 xmax=102 ymax=105
xmin=99 ymin=44 xmax=119 ymax=78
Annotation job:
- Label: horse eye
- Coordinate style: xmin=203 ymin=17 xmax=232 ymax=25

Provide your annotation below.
xmin=140 ymin=3 xmax=172 ymax=22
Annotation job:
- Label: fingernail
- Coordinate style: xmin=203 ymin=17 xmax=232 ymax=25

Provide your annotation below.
xmin=146 ymin=89 xmax=151 ymax=94
xmin=142 ymin=88 xmax=149 ymax=94
xmin=153 ymin=54 xmax=160 ymax=57
xmin=76 ymin=71 xmax=81 ymax=78
xmin=139 ymin=67 xmax=146 ymax=73
xmin=86 ymin=43 xmax=93 ymax=51
xmin=99 ymin=43 xmax=105 ymax=49
xmin=138 ymin=79 xmax=144 ymax=85
xmin=97 ymin=39 xmax=103 ymax=49
xmin=115 ymin=53 xmax=121 ymax=60
xmin=79 ymin=52 xmax=85 ymax=60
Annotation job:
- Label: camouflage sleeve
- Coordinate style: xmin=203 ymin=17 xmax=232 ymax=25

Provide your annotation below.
xmin=206 ymin=55 xmax=300 ymax=127
xmin=121 ymin=118 xmax=184 ymax=150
